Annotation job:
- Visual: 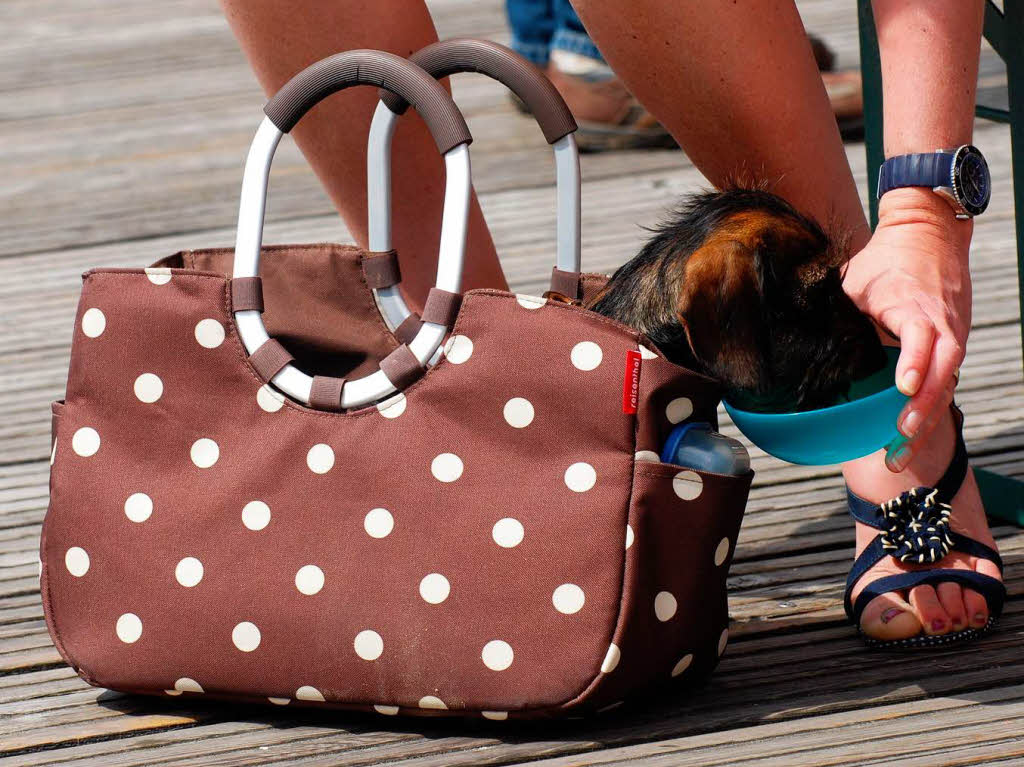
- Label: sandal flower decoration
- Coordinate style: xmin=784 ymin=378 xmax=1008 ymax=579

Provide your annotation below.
xmin=878 ymin=487 xmax=954 ymax=564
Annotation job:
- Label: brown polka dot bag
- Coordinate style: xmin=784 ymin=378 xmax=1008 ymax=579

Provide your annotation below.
xmin=41 ymin=48 xmax=754 ymax=720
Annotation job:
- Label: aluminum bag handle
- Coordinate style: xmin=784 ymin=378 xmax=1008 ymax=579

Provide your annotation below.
xmin=367 ymin=38 xmax=581 ymax=330
xmin=233 ymin=49 xmax=473 ymax=409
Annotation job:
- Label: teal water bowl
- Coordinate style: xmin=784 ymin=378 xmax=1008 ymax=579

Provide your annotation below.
xmin=722 ymin=347 xmax=908 ymax=466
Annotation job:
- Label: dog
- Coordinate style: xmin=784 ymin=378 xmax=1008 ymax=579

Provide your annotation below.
xmin=585 ymin=188 xmax=886 ymax=412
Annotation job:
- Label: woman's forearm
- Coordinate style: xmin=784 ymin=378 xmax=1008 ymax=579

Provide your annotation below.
xmin=874 ymin=0 xmax=984 ymax=159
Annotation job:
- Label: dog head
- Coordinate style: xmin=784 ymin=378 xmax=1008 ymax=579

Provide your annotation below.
xmin=591 ymin=189 xmax=886 ymax=411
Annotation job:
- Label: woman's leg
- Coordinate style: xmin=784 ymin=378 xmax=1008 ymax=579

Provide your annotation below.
xmin=570 ymin=0 xmax=996 ymax=641
xmin=220 ymin=0 xmax=506 ymax=309
xmin=570 ymin=0 xmax=868 ymax=241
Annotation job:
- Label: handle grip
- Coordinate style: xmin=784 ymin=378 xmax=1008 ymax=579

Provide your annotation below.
xmin=265 ymin=48 xmax=472 ymax=153
xmin=378 ymin=38 xmax=577 ymax=144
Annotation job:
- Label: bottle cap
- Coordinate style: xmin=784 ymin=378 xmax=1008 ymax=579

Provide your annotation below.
xmin=659 ymin=421 xmax=712 ymax=464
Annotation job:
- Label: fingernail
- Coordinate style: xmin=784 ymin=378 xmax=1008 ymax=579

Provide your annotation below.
xmin=931 ymin=619 xmax=946 ymax=632
xmin=901 ymin=409 xmax=923 ymax=438
xmin=900 ymin=369 xmax=922 ymax=396
xmin=881 ymin=607 xmax=903 ymax=624
xmin=886 ymin=445 xmax=911 ymax=472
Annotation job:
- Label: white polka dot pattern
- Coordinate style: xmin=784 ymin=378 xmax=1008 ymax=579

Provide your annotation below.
xmin=133 ymin=373 xmax=163 ymax=403
xmin=242 ymin=501 xmax=271 ymax=531
xmin=552 ymin=583 xmax=585 ymax=614
xmin=419 ymin=573 xmax=450 ymax=604
xmin=672 ymin=470 xmax=703 ymax=500
xmin=232 ymin=622 xmax=261 ymax=652
xmin=174 ymin=557 xmax=204 ymax=587
xmin=306 ymin=444 xmax=334 ymax=474
xmin=81 ymin=308 xmax=106 ymax=338
xmin=564 ymin=462 xmax=596 ymax=492
xmin=172 ymin=677 xmax=203 ymax=693
xmin=364 ymin=508 xmax=394 ymax=538
xmin=44 ymin=276 xmax=754 ymax=719
xmin=503 ymin=397 xmax=535 ymax=428
xmin=377 ymin=393 xmax=407 ymax=419
xmin=354 ymin=629 xmax=384 ymax=661
xmin=665 ymin=397 xmax=694 ymax=424
xmin=443 ymin=335 xmax=473 ymax=364
xmin=654 ymin=591 xmax=677 ymax=622
xmin=144 ymin=267 xmax=172 ymax=285
xmin=492 ymin=518 xmax=524 ymax=548
xmin=714 ymin=537 xmax=730 ymax=566
xmin=65 ymin=547 xmax=89 ymax=577
xmin=431 ymin=453 xmax=463 ymax=483
xmin=72 ymin=427 xmax=100 ymax=457
xmin=295 ymin=565 xmax=325 ymax=595
xmin=190 ymin=438 xmax=219 ymax=469
xmin=257 ymin=384 xmax=285 ymax=413
xmin=116 ymin=613 xmax=142 ymax=644
xmin=516 ymin=294 xmax=546 ymax=309
xmin=194 ymin=318 xmax=225 ymax=348
xmin=124 ymin=493 xmax=153 ymax=523
xmin=671 ymin=654 xmax=693 ymax=677
xmin=570 ymin=341 xmax=602 ymax=371
xmin=601 ymin=643 xmax=621 ymax=673
xmin=481 ymin=640 xmax=514 ymax=671
xmin=296 ymin=685 xmax=325 ymax=702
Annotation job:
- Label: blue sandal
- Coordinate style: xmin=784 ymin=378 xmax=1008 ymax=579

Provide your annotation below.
xmin=844 ymin=405 xmax=1006 ymax=649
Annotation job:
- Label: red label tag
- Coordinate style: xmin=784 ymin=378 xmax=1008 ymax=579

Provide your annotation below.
xmin=622 ymin=350 xmax=642 ymax=414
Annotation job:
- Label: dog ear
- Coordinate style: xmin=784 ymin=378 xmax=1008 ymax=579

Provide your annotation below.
xmin=676 ymin=237 xmax=767 ymax=391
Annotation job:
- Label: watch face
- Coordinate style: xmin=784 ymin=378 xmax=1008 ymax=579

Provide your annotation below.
xmin=953 ymin=145 xmax=991 ymax=216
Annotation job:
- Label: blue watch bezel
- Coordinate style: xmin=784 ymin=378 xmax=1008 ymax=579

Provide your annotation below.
xmin=876 ymin=144 xmax=990 ymax=218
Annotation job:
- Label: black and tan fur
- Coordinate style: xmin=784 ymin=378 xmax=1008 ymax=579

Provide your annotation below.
xmin=587 ymin=189 xmax=886 ymax=412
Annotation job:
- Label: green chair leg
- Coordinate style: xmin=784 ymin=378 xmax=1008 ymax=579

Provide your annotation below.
xmin=858 ymin=0 xmax=1024 ymax=524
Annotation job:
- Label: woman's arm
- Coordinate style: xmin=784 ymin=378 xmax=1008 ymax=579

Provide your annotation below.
xmin=843 ymin=0 xmax=984 ymax=468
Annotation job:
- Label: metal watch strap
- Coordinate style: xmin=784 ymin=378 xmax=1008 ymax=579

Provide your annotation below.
xmin=876 ymin=152 xmax=955 ymax=199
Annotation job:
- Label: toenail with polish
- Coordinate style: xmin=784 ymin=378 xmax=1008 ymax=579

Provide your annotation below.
xmin=952 ymin=618 xmax=964 ymax=628
xmin=881 ymin=607 xmax=903 ymax=624
xmin=931 ymin=619 xmax=946 ymax=632
xmin=974 ymin=613 xmax=987 ymax=624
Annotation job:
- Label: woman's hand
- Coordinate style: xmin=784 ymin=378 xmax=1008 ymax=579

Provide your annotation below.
xmin=842 ymin=187 xmax=973 ymax=472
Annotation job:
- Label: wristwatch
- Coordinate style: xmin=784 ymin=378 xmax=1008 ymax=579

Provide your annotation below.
xmin=876 ymin=144 xmax=991 ymax=219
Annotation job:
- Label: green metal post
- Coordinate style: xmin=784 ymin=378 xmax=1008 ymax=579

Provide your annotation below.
xmin=857 ymin=0 xmax=884 ymax=229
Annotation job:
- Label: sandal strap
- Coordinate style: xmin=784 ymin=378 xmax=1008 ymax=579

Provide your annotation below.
xmin=844 ymin=530 xmax=1004 ymax=623
xmin=848 ymin=568 xmax=1006 ymax=624
xmin=847 ymin=402 xmax=969 ymax=529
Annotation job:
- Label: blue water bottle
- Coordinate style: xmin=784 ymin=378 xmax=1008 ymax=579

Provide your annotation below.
xmin=661 ymin=422 xmax=750 ymax=475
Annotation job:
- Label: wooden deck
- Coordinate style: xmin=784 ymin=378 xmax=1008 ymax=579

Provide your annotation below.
xmin=2 ymin=0 xmax=1022 ymax=764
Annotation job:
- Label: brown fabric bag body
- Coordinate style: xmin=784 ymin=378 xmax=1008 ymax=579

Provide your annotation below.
xmin=42 ymin=245 xmax=753 ymax=719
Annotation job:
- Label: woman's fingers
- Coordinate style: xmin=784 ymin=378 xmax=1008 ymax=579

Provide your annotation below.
xmin=900 ymin=331 xmax=963 ymax=438
xmin=888 ymin=378 xmax=955 ymax=471
xmin=893 ymin=314 xmax=935 ymax=398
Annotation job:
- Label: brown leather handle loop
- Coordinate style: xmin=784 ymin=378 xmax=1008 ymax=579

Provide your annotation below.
xmin=379 ymin=38 xmax=577 ymax=144
xmin=264 ymin=49 xmax=472 ymax=154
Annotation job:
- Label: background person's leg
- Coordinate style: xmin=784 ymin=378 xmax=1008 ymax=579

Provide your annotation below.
xmin=506 ymin=0 xmax=557 ymax=67
xmin=220 ymin=0 xmax=507 ymax=309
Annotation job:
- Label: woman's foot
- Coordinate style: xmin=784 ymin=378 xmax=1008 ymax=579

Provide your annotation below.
xmin=842 ymin=408 xmax=1002 ymax=641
